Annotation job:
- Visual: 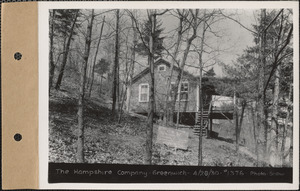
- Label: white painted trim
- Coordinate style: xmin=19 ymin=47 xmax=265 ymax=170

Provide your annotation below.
xmin=139 ymin=83 xmax=149 ymax=102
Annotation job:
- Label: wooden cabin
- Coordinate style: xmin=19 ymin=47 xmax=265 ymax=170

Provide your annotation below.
xmin=128 ymin=58 xmax=226 ymax=126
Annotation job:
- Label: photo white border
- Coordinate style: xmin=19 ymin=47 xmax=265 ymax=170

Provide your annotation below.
xmin=39 ymin=1 xmax=299 ymax=190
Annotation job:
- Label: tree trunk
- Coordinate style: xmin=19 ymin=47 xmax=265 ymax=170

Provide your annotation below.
xmin=119 ymin=28 xmax=134 ymax=123
xmin=145 ymin=13 xmax=156 ymax=165
xmin=238 ymin=99 xmax=246 ymax=142
xmin=234 ymin=90 xmax=239 ymax=152
xmin=99 ymin=75 xmax=103 ymax=95
xmin=117 ymin=56 xmax=120 ymax=112
xmin=76 ymin=10 xmax=94 ymax=163
xmin=269 ymin=11 xmax=285 ymax=166
xmin=118 ymin=68 xmax=132 ymax=123
xmin=49 ymin=10 xmax=56 ymax=92
xmin=257 ymin=9 xmax=267 ymax=164
xmin=269 ymin=64 xmax=280 ymax=166
xmin=198 ymin=63 xmax=203 ymax=166
xmin=164 ymin=16 xmax=183 ymax=126
xmin=262 ymin=10 xmax=269 ymax=163
xmin=281 ymin=84 xmax=292 ymax=166
xmin=197 ymin=15 xmax=205 ymax=166
xmin=251 ymin=105 xmax=259 ymax=166
xmin=126 ymin=14 xmax=137 ymax=112
xmin=176 ymin=70 xmax=183 ymax=129
xmin=170 ymin=10 xmax=198 ymax=126
xmin=119 ymin=29 xmax=131 ymax=115
xmin=112 ymin=10 xmax=120 ymax=116
xmin=118 ymin=85 xmax=127 ymax=124
xmin=88 ymin=16 xmax=105 ymax=97
xmin=55 ymin=10 xmax=79 ymax=90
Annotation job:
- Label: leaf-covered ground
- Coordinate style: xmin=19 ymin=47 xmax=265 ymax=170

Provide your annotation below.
xmin=49 ymin=90 xmax=261 ymax=166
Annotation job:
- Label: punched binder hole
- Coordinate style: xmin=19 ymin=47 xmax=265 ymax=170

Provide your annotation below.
xmin=14 ymin=52 xmax=22 ymax=60
xmin=14 ymin=133 xmax=22 ymax=141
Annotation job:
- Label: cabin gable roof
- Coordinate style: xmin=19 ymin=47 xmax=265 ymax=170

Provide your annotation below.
xmin=132 ymin=59 xmax=197 ymax=84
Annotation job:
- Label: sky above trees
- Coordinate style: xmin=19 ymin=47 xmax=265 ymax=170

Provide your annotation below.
xmin=65 ymin=9 xmax=289 ymax=79
xmin=160 ymin=9 xmax=257 ymax=77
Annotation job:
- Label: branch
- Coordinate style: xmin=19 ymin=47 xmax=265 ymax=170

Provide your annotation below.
xmin=220 ymin=11 xmax=258 ymax=35
xmin=93 ymin=9 xmax=116 ymax=18
xmin=155 ymin=9 xmax=169 ymax=16
xmin=162 ymin=46 xmax=180 ymax=67
xmin=263 ymin=9 xmax=284 ymax=33
xmin=125 ymin=10 xmax=151 ymax=54
xmin=263 ymin=24 xmax=293 ymax=96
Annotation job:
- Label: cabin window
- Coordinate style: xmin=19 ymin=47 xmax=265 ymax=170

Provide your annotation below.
xmin=170 ymin=82 xmax=189 ymax=101
xmin=180 ymin=82 xmax=189 ymax=101
xmin=139 ymin=83 xmax=149 ymax=102
xmin=158 ymin=65 xmax=166 ymax=71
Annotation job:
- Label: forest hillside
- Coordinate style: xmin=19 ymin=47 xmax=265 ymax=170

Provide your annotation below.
xmin=48 ymin=9 xmax=293 ymax=167
xmin=49 ymin=87 xmax=265 ymax=166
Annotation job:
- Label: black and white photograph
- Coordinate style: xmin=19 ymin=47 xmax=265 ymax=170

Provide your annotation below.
xmin=46 ymin=5 xmax=296 ymax=185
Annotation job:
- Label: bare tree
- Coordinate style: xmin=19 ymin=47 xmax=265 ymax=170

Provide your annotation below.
xmin=127 ymin=9 xmax=168 ymax=164
xmin=126 ymin=11 xmax=138 ymax=112
xmin=55 ymin=10 xmax=80 ymax=90
xmin=49 ymin=10 xmax=56 ymax=92
xmin=250 ymin=103 xmax=259 ymax=166
xmin=76 ymin=10 xmax=95 ymax=163
xmin=257 ymin=9 xmax=268 ymax=162
xmin=112 ymin=10 xmax=120 ymax=116
xmin=87 ymin=16 xmax=106 ymax=97
xmin=196 ymin=14 xmax=206 ymax=166
xmin=268 ymin=10 xmax=293 ymax=166
xmin=233 ymin=90 xmax=247 ymax=153
xmin=237 ymin=98 xmax=247 ymax=151
xmin=260 ymin=9 xmax=293 ymax=165
xmin=144 ymin=10 xmax=156 ymax=164
xmin=223 ymin=9 xmax=293 ymax=166
xmin=169 ymin=9 xmax=200 ymax=126
xmin=281 ymin=84 xmax=292 ymax=166
xmin=118 ymin=27 xmax=135 ymax=123
xmin=163 ymin=10 xmax=187 ymax=126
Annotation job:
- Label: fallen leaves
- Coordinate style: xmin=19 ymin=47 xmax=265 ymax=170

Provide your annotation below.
xmin=49 ymin=90 xmax=260 ymax=166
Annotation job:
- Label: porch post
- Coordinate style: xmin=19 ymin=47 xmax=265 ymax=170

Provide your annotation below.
xmin=195 ymin=84 xmax=200 ymax=125
xmin=208 ymin=118 xmax=213 ymax=138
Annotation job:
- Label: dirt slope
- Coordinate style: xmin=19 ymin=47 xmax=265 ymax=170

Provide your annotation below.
xmin=49 ymin=90 xmax=260 ymax=166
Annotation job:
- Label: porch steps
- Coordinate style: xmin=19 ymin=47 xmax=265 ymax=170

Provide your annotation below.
xmin=193 ymin=125 xmax=207 ymax=136
xmin=194 ymin=110 xmax=209 ymax=136
xmin=197 ymin=110 xmax=210 ymax=119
